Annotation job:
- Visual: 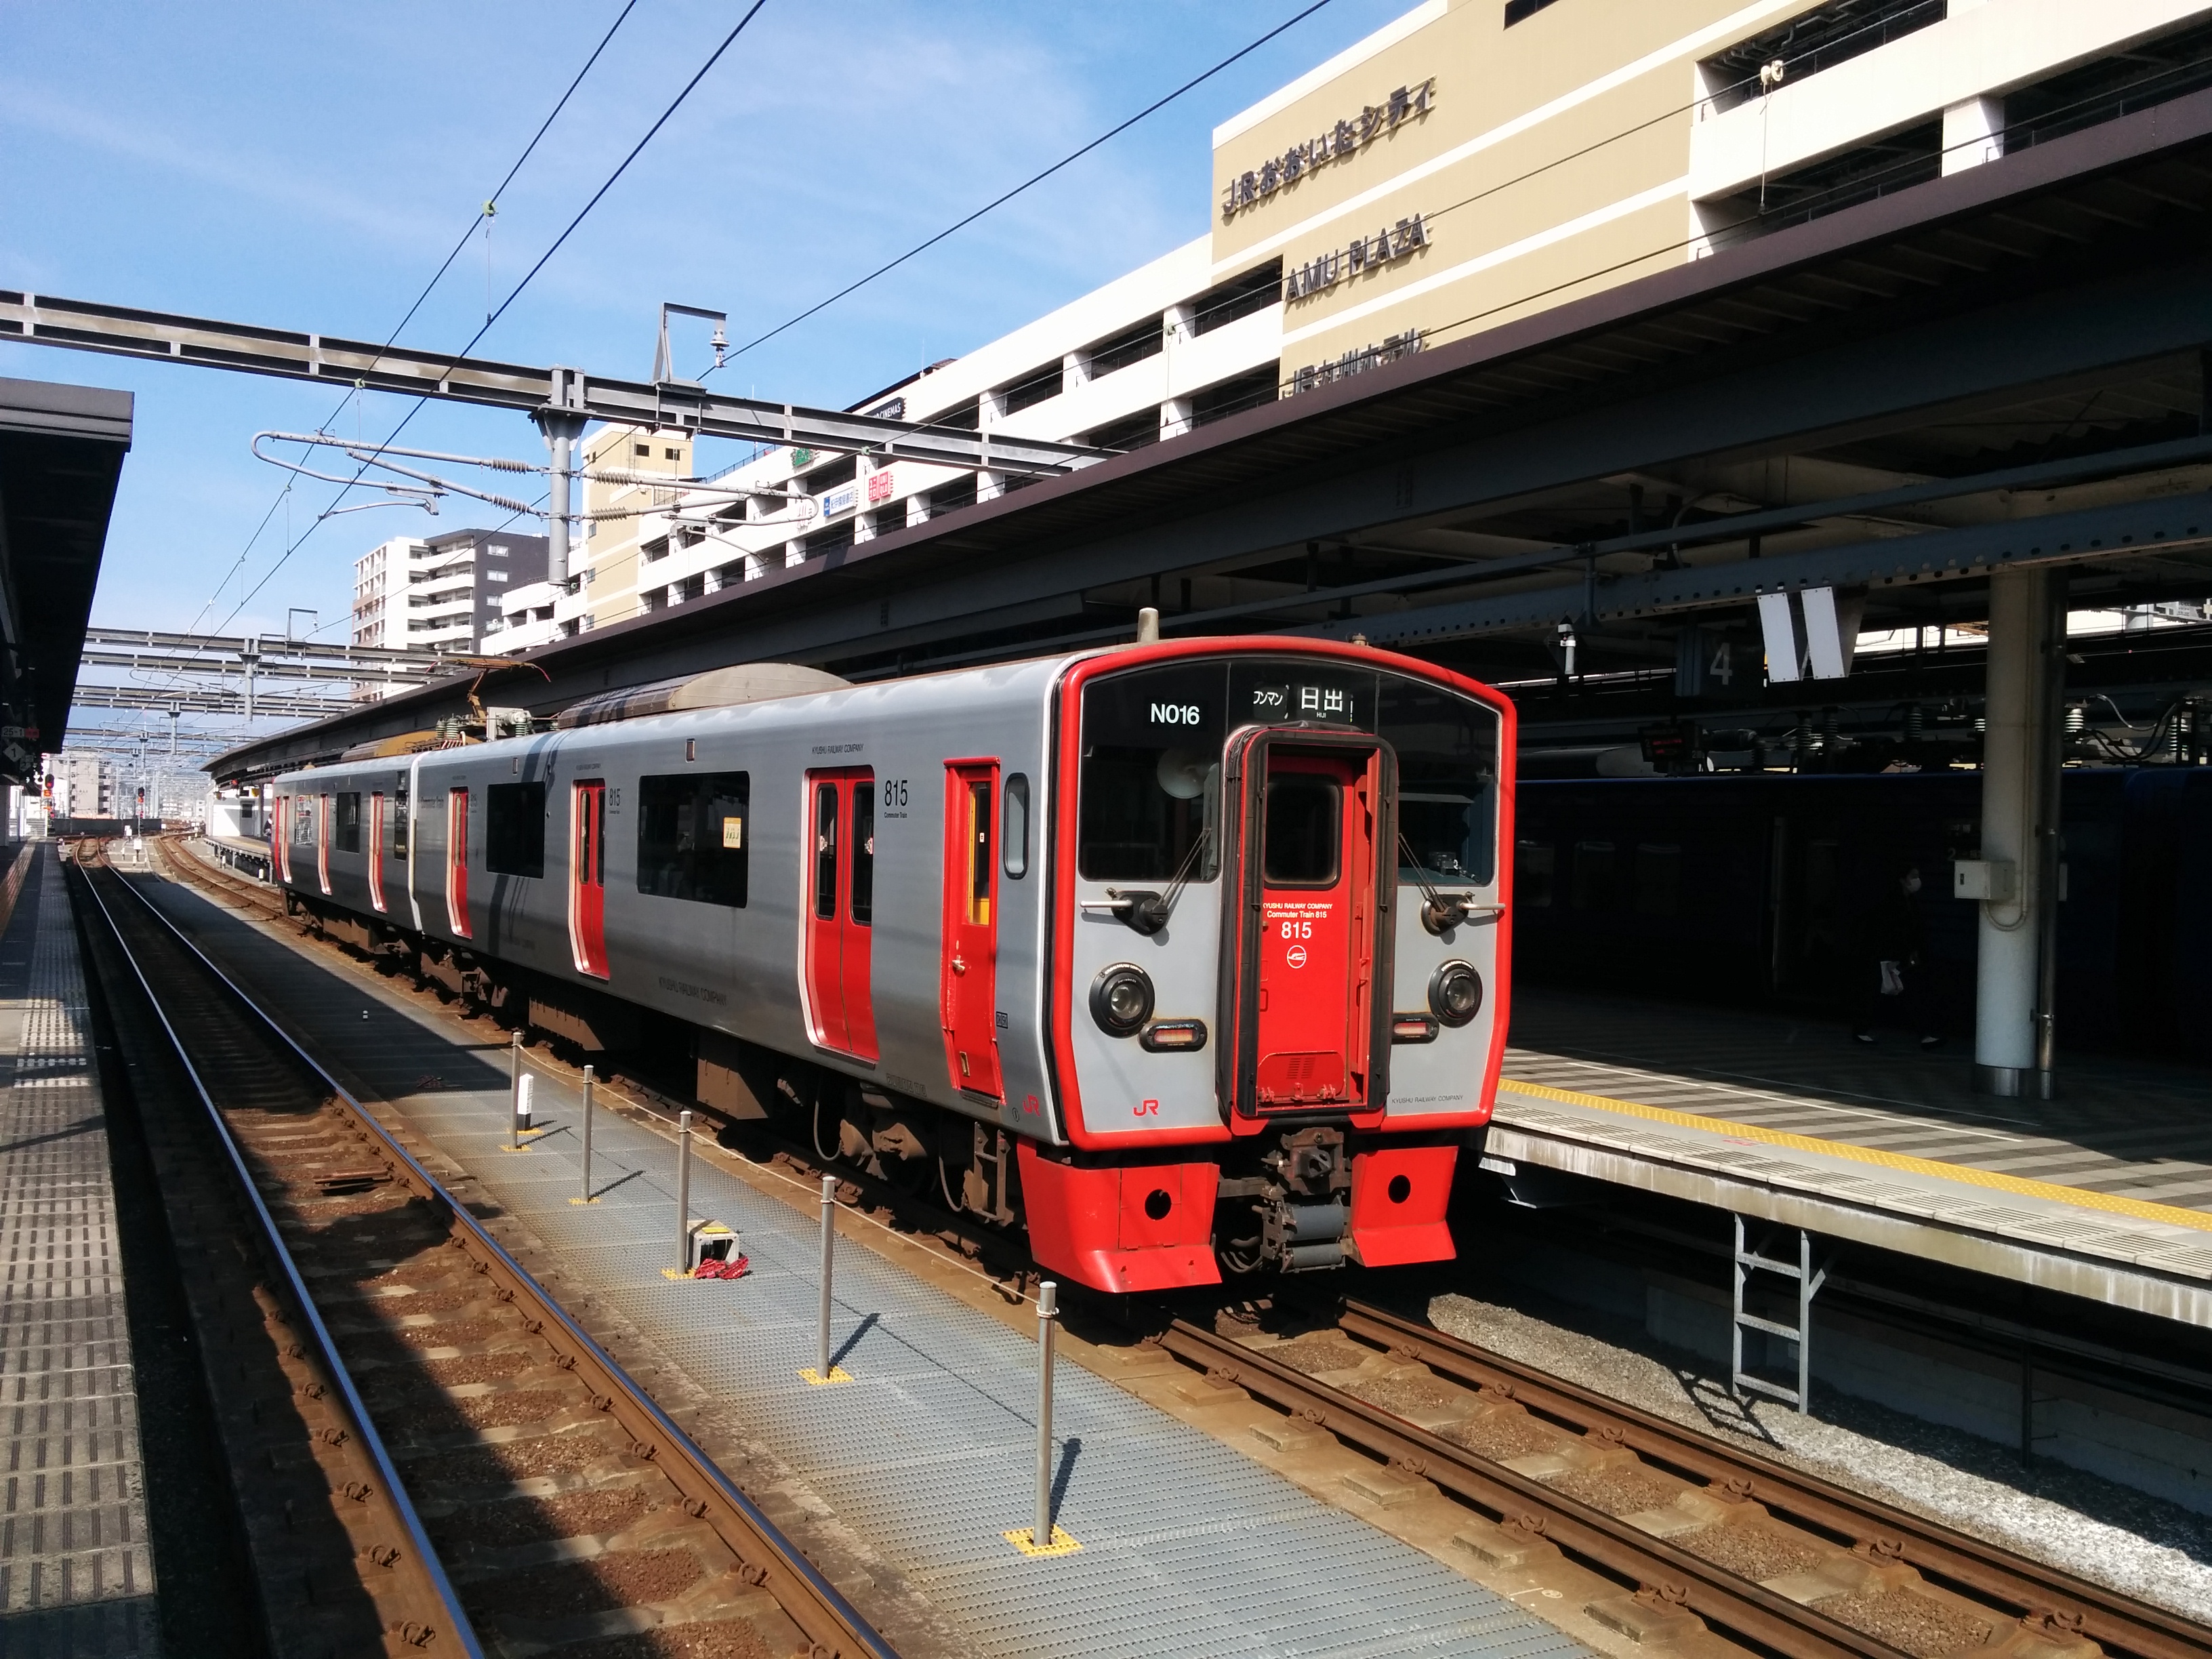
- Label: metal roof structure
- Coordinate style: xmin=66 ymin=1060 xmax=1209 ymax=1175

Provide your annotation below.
xmin=0 ymin=376 xmax=131 ymax=784
xmin=209 ymin=84 xmax=2212 ymax=781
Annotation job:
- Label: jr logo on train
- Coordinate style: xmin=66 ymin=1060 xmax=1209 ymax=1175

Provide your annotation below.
xmin=270 ymin=639 xmax=1515 ymax=1292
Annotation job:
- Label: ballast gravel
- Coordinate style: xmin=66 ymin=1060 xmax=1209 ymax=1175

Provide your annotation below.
xmin=1422 ymin=1288 xmax=2212 ymax=1623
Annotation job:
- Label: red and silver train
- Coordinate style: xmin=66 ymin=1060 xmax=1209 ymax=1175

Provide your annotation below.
xmin=270 ymin=638 xmax=1516 ymax=1293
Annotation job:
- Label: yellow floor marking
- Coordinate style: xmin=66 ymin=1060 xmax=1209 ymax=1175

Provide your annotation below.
xmin=1004 ymin=1525 xmax=1081 ymax=1557
xmin=799 ymin=1366 xmax=853 ymax=1387
xmin=1498 ymin=1076 xmax=2212 ymax=1237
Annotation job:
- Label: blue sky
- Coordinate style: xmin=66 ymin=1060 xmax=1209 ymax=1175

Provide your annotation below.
xmin=3 ymin=0 xmax=1411 ymax=711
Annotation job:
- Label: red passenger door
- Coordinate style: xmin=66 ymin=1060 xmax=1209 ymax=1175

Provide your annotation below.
xmin=1223 ymin=733 xmax=1391 ymax=1116
xmin=570 ymin=780 xmax=609 ymax=978
xmin=940 ymin=762 xmax=1002 ymax=1098
xmin=273 ymin=796 xmax=290 ymax=884
xmin=805 ymin=771 xmax=877 ymax=1060
xmin=368 ymin=792 xmax=386 ymax=912
xmin=446 ymin=788 xmax=471 ymax=938
xmin=316 ymin=794 xmax=332 ymax=895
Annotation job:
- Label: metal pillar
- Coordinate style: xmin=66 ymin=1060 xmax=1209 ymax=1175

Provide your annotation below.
xmin=817 ymin=1175 xmax=837 ymax=1382
xmin=1035 ymin=1281 xmax=1059 ymax=1550
xmin=1974 ymin=567 xmax=2064 ymax=1098
xmin=533 ymin=366 xmax=588 ymax=590
xmin=579 ymin=1064 xmax=595 ymax=1202
xmin=675 ymin=1110 xmax=693 ymax=1273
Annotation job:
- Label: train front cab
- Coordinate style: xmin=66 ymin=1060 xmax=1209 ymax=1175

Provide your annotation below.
xmin=1031 ymin=642 xmax=1513 ymax=1294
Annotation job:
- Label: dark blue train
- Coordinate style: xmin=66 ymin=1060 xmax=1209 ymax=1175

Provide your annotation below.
xmin=1511 ymin=768 xmax=2212 ymax=1059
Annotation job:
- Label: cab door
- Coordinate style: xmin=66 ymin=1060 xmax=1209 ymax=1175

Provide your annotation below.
xmin=273 ymin=795 xmax=290 ymax=884
xmin=368 ymin=792 xmax=386 ymax=913
xmin=569 ymin=780 xmax=609 ymax=978
xmin=804 ymin=771 xmax=877 ymax=1060
xmin=446 ymin=788 xmax=472 ymax=939
xmin=940 ymin=761 xmax=1002 ymax=1098
xmin=1221 ymin=732 xmax=1393 ymax=1116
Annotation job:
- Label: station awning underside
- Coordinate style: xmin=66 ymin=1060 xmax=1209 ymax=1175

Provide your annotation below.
xmin=0 ymin=377 xmax=131 ymax=785
xmin=212 ymin=86 xmax=2212 ymax=782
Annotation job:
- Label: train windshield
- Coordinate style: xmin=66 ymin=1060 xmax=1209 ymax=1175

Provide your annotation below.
xmin=1078 ymin=663 xmax=1223 ymax=882
xmin=1079 ymin=658 xmax=1498 ymax=888
xmin=1379 ymin=676 xmax=1499 ymax=888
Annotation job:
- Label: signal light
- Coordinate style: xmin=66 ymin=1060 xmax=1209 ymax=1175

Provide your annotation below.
xmin=1391 ymin=1015 xmax=1439 ymax=1044
xmin=1139 ymin=1019 xmax=1207 ymax=1052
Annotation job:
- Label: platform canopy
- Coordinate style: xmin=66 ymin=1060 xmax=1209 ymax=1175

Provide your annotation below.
xmin=209 ymin=85 xmax=2212 ymax=781
xmin=0 ymin=376 xmax=132 ymax=784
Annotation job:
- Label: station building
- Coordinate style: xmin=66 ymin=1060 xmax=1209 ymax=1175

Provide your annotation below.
xmin=571 ymin=0 xmax=2212 ymax=628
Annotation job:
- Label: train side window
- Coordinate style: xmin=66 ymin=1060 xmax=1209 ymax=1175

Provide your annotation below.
xmin=851 ymin=781 xmax=875 ymax=926
xmin=335 ymin=792 xmax=362 ymax=853
xmin=1572 ymin=840 xmax=1617 ymax=912
xmin=1516 ymin=842 xmax=1555 ymax=908
xmin=393 ymin=783 xmax=409 ymax=858
xmin=968 ymin=779 xmax=993 ymax=924
xmin=1635 ymin=843 xmax=1681 ymax=916
xmin=814 ymin=783 xmax=839 ymax=918
xmin=486 ymin=781 xmax=547 ymax=878
xmin=1001 ymin=773 xmax=1029 ymax=880
xmin=638 ymin=771 xmax=750 ymax=907
xmin=291 ymin=796 xmax=316 ymax=845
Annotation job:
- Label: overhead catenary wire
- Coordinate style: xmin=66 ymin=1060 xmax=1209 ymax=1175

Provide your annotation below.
xmin=712 ymin=0 xmax=1339 ymax=375
xmin=208 ymin=0 xmax=769 ymax=640
xmin=181 ymin=0 xmax=644 ymax=647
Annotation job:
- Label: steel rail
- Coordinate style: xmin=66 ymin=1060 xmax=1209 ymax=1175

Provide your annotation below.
xmin=1339 ymin=1300 xmax=2212 ymax=1659
xmin=74 ymin=863 xmax=487 ymax=1658
xmin=99 ymin=863 xmax=899 ymax=1659
xmin=1161 ymin=1317 xmax=1923 ymax=1659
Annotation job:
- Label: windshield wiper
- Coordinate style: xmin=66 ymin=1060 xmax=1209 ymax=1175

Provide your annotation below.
xmin=1082 ymin=827 xmax=1210 ymax=935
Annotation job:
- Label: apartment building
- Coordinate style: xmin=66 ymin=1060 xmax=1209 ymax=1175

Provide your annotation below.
xmin=45 ymin=750 xmax=112 ymax=819
xmin=352 ymin=528 xmax=550 ymax=672
xmin=588 ymin=0 xmax=2212 ymax=624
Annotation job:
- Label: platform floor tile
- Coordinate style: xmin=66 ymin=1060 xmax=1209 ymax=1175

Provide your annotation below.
xmin=0 ymin=851 xmax=160 ymax=1656
xmin=385 ymin=1071 xmax=1589 ymax=1658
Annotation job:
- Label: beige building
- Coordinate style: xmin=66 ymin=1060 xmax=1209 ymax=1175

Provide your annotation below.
xmin=577 ymin=0 xmax=2212 ymax=628
xmin=1221 ymin=0 xmax=2212 ymax=385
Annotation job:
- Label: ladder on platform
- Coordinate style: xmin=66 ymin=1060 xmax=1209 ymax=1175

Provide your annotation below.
xmin=1731 ymin=1216 xmax=1828 ymax=1414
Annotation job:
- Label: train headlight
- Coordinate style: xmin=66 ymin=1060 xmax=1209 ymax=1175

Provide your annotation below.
xmin=1428 ymin=960 xmax=1483 ymax=1027
xmin=1090 ymin=964 xmax=1155 ymax=1037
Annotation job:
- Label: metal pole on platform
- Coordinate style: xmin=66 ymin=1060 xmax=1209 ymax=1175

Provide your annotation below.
xmin=675 ymin=1110 xmax=693 ymax=1275
xmin=1034 ymin=1280 xmax=1059 ymax=1550
xmin=579 ymin=1065 xmax=595 ymax=1200
xmin=817 ymin=1175 xmax=836 ymax=1381
xmin=509 ymin=1031 xmax=523 ymax=1150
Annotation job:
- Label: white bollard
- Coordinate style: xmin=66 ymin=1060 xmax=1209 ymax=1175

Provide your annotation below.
xmin=1034 ymin=1280 xmax=1059 ymax=1551
xmin=676 ymin=1110 xmax=693 ymax=1275
xmin=817 ymin=1175 xmax=838 ymax=1381
xmin=508 ymin=1031 xmax=524 ymax=1149
xmin=579 ymin=1065 xmax=595 ymax=1201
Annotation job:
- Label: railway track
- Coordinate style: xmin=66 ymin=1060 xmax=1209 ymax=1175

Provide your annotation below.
xmin=1160 ymin=1304 xmax=2211 ymax=1659
xmin=143 ymin=834 xmax=2212 ymax=1657
xmin=73 ymin=852 xmax=895 ymax=1659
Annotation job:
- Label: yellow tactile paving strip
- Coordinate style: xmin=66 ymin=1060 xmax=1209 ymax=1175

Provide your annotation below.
xmin=1498 ymin=1076 xmax=2212 ymax=1237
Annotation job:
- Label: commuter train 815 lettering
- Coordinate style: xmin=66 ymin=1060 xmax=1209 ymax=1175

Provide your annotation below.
xmin=270 ymin=638 xmax=1516 ymax=1292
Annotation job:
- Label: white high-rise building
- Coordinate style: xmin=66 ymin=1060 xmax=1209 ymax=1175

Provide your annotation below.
xmin=351 ymin=528 xmax=551 ymax=685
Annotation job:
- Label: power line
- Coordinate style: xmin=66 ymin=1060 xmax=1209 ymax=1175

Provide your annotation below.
xmin=210 ymin=0 xmax=769 ymax=636
xmin=182 ymin=0 xmax=642 ymax=640
xmin=714 ymin=0 xmax=1338 ymax=371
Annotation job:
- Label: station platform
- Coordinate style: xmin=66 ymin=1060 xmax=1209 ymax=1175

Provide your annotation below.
xmin=199 ymin=834 xmax=270 ymax=884
xmin=1488 ymin=989 xmax=2212 ymax=1326
xmin=132 ymin=868 xmax=1593 ymax=1659
xmin=0 ymin=845 xmax=161 ymax=1653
